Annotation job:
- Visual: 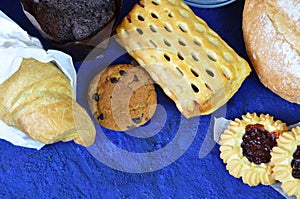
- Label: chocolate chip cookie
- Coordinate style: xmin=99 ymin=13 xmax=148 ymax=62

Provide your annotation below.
xmin=88 ymin=64 xmax=157 ymax=131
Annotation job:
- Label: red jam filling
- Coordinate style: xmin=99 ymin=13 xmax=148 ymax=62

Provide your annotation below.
xmin=241 ymin=124 xmax=278 ymax=164
xmin=291 ymin=145 xmax=300 ymax=179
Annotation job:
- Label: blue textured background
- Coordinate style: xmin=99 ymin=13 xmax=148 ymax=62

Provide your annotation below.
xmin=0 ymin=0 xmax=299 ymax=198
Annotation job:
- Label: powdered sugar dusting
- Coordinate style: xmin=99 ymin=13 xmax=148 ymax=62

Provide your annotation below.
xmin=280 ymin=42 xmax=300 ymax=76
xmin=258 ymin=12 xmax=300 ymax=88
xmin=277 ymin=0 xmax=300 ymax=23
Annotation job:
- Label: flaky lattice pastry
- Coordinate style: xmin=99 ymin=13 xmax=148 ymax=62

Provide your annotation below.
xmin=116 ymin=0 xmax=251 ymax=118
xmin=271 ymin=127 xmax=300 ymax=199
xmin=220 ymin=113 xmax=288 ymax=186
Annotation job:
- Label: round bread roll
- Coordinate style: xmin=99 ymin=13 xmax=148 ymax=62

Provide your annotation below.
xmin=242 ymin=0 xmax=300 ymax=103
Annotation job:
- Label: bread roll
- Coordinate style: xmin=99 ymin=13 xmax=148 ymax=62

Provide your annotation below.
xmin=0 ymin=58 xmax=96 ymax=146
xmin=243 ymin=0 xmax=300 ymax=103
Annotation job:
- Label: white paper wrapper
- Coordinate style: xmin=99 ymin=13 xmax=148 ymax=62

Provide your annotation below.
xmin=0 ymin=11 xmax=76 ymax=150
xmin=214 ymin=117 xmax=297 ymax=199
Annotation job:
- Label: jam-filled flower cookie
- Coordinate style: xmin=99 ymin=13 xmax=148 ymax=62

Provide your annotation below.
xmin=219 ymin=113 xmax=288 ymax=186
xmin=271 ymin=126 xmax=300 ymax=199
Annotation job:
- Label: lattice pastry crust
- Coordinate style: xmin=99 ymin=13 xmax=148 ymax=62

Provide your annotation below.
xmin=116 ymin=0 xmax=251 ymax=118
xmin=219 ymin=113 xmax=288 ymax=186
xmin=271 ymin=127 xmax=300 ymax=198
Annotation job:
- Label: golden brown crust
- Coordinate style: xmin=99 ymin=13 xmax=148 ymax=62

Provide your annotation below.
xmin=116 ymin=0 xmax=251 ymax=118
xmin=0 ymin=58 xmax=96 ymax=146
xmin=271 ymin=127 xmax=300 ymax=199
xmin=219 ymin=112 xmax=288 ymax=186
xmin=243 ymin=0 xmax=300 ymax=104
xmin=88 ymin=64 xmax=157 ymax=131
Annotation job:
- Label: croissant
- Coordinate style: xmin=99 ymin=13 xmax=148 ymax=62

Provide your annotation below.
xmin=0 ymin=58 xmax=96 ymax=146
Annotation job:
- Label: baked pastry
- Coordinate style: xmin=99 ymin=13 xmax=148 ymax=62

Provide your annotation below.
xmin=271 ymin=126 xmax=300 ymax=198
xmin=88 ymin=64 xmax=157 ymax=131
xmin=243 ymin=0 xmax=300 ymax=104
xmin=219 ymin=113 xmax=288 ymax=186
xmin=34 ymin=0 xmax=115 ymax=42
xmin=0 ymin=58 xmax=96 ymax=146
xmin=116 ymin=0 xmax=251 ymax=118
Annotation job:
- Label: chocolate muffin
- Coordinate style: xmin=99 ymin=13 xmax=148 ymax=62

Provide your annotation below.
xmin=34 ymin=0 xmax=115 ymax=42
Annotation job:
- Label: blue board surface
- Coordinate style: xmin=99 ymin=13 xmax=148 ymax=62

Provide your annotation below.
xmin=0 ymin=0 xmax=297 ymax=198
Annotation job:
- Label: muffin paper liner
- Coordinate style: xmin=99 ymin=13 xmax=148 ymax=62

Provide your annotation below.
xmin=21 ymin=0 xmax=123 ymax=61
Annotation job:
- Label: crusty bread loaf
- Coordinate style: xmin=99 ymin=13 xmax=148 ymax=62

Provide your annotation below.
xmin=243 ymin=0 xmax=300 ymax=103
xmin=117 ymin=0 xmax=251 ymax=118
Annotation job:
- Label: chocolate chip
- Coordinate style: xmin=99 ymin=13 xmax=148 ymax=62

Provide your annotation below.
xmin=119 ymin=70 xmax=127 ymax=76
xmin=110 ymin=77 xmax=118 ymax=83
xmin=132 ymin=117 xmax=141 ymax=124
xmin=127 ymin=125 xmax=135 ymax=130
xmin=92 ymin=93 xmax=100 ymax=101
xmin=97 ymin=113 xmax=104 ymax=120
xmin=133 ymin=75 xmax=139 ymax=82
